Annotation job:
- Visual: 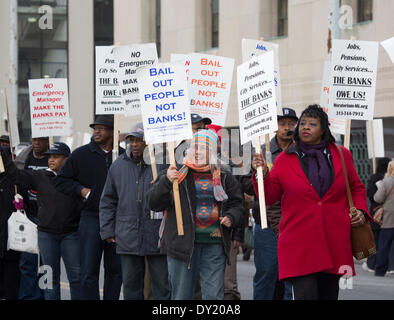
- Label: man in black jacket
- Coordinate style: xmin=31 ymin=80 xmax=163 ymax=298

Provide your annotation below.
xmin=100 ymin=123 xmax=170 ymax=300
xmin=15 ymin=137 xmax=49 ymax=300
xmin=55 ymin=115 xmax=123 ymax=300
xmin=1 ymin=143 xmax=82 ymax=300
xmin=0 ymin=146 xmax=20 ymax=300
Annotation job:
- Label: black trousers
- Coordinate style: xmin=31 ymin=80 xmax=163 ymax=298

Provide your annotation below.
xmin=289 ymin=272 xmax=341 ymax=300
xmin=0 ymin=257 xmax=21 ymax=300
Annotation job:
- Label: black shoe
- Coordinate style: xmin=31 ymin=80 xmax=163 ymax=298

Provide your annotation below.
xmin=243 ymin=247 xmax=251 ymax=261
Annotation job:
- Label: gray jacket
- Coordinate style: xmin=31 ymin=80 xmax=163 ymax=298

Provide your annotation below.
xmin=99 ymin=151 xmax=167 ymax=255
xmin=374 ymin=176 xmax=394 ymax=229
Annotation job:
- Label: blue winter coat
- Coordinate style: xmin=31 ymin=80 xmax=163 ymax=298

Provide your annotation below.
xmin=99 ymin=151 xmax=167 ymax=255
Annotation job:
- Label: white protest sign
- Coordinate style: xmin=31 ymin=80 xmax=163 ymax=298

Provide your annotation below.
xmin=366 ymin=119 xmax=385 ymax=159
xmin=137 ymin=62 xmax=193 ymax=145
xmin=320 ymin=59 xmax=347 ymax=135
xmin=242 ymin=38 xmax=282 ymax=113
xmin=171 ymin=54 xmax=191 ymax=80
xmin=188 ymin=53 xmax=234 ymax=126
xmin=381 ymin=37 xmax=394 ymax=65
xmin=95 ymin=46 xmax=123 ymax=114
xmin=113 ymin=43 xmax=158 ymax=116
xmin=237 ymin=51 xmax=278 ymax=146
xmin=1 ymin=89 xmax=20 ymax=148
xmin=329 ymin=40 xmax=379 ymax=121
xmin=28 ymin=78 xmax=71 ymax=138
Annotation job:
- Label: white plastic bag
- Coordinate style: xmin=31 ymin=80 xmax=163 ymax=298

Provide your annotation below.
xmin=7 ymin=209 xmax=39 ymax=254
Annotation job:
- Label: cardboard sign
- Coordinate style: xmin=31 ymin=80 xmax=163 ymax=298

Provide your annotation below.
xmin=113 ymin=43 xmax=158 ymax=116
xmin=28 ymin=78 xmax=71 ymax=138
xmin=366 ymin=119 xmax=385 ymax=159
xmin=237 ymin=51 xmax=278 ymax=145
xmin=381 ymin=37 xmax=394 ymax=65
xmin=320 ymin=60 xmax=347 ymax=135
xmin=137 ymin=62 xmax=193 ymax=145
xmin=95 ymin=46 xmax=123 ymax=114
xmin=242 ymin=38 xmax=282 ymax=113
xmin=188 ymin=53 xmax=234 ymax=126
xmin=171 ymin=54 xmax=191 ymax=80
xmin=329 ymin=40 xmax=379 ymax=121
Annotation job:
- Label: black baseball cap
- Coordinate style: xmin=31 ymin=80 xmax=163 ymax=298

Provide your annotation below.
xmin=89 ymin=115 xmax=114 ymax=129
xmin=44 ymin=142 xmax=71 ymax=157
xmin=278 ymin=108 xmax=298 ymax=121
xmin=125 ymin=122 xmax=144 ymax=140
xmin=191 ymin=113 xmax=212 ymax=125
xmin=0 ymin=135 xmax=10 ymax=143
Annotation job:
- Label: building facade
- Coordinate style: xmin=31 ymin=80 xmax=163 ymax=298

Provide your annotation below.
xmin=0 ymin=0 xmax=393 ymax=164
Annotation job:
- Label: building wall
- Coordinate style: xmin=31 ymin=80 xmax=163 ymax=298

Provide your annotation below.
xmin=1 ymin=0 xmax=393 ymax=146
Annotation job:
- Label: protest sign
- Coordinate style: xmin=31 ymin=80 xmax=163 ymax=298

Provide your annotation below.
xmin=237 ymin=51 xmax=278 ymax=145
xmin=137 ymin=62 xmax=192 ymax=145
xmin=242 ymin=38 xmax=282 ymax=112
xmin=113 ymin=43 xmax=158 ymax=116
xmin=381 ymin=37 xmax=394 ymax=65
xmin=329 ymin=40 xmax=379 ymax=121
xmin=28 ymin=78 xmax=71 ymax=138
xmin=366 ymin=119 xmax=384 ymax=159
xmin=137 ymin=62 xmax=192 ymax=236
xmin=171 ymin=54 xmax=191 ymax=80
xmin=188 ymin=53 xmax=234 ymax=126
xmin=95 ymin=45 xmax=123 ymax=115
xmin=320 ymin=60 xmax=347 ymax=135
xmin=237 ymin=51 xmax=278 ymax=230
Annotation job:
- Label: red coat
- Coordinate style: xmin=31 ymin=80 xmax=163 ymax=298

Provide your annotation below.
xmin=252 ymin=143 xmax=370 ymax=281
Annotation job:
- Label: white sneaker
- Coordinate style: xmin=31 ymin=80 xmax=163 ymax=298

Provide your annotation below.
xmin=362 ymin=262 xmax=374 ymax=273
xmin=386 ymin=270 xmax=394 ymax=275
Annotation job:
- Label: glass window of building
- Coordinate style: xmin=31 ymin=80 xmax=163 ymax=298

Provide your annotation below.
xmin=278 ymin=0 xmax=288 ymax=37
xmin=211 ymin=0 xmax=219 ymax=48
xmin=18 ymin=0 xmax=68 ymax=141
xmin=358 ymin=0 xmax=373 ymax=22
xmin=94 ymin=0 xmax=114 ymax=46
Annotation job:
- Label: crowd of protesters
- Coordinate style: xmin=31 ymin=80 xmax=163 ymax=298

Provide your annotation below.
xmin=1 ymin=105 xmax=394 ymax=301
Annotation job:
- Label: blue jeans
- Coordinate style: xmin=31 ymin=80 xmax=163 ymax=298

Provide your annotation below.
xmin=78 ymin=215 xmax=122 ymax=300
xmin=120 ymin=255 xmax=170 ymax=300
xmin=37 ymin=231 xmax=81 ymax=300
xmin=253 ymin=224 xmax=292 ymax=300
xmin=375 ymin=228 xmax=394 ymax=276
xmin=167 ymin=243 xmax=226 ymax=300
xmin=18 ymin=215 xmax=45 ymax=300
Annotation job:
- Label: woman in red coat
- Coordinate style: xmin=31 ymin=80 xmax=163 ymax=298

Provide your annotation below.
xmin=252 ymin=105 xmax=371 ymax=300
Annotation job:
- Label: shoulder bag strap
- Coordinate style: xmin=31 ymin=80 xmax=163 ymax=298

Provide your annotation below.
xmin=336 ymin=144 xmax=357 ymax=215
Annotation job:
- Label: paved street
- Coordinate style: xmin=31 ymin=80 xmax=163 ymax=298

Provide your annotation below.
xmin=59 ymin=253 xmax=394 ymax=300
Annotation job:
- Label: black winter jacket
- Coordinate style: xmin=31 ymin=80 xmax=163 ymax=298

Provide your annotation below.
xmin=147 ymin=167 xmax=244 ymax=265
xmin=0 ymin=148 xmax=20 ymax=260
xmin=100 ymin=152 xmax=167 ymax=255
xmin=1 ymin=149 xmax=82 ymax=235
xmin=54 ymin=138 xmax=124 ymax=216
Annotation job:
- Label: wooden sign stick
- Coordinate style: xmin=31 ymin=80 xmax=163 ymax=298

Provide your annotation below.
xmin=0 ymin=153 xmax=4 ymax=173
xmin=113 ymin=114 xmax=119 ymax=162
xmin=254 ymin=136 xmax=268 ymax=229
xmin=3 ymin=88 xmax=17 ymax=194
xmin=149 ymin=144 xmax=158 ymax=180
xmin=344 ymin=119 xmax=351 ymax=149
xmin=369 ymin=120 xmax=376 ymax=174
xmin=167 ymin=141 xmax=184 ymax=236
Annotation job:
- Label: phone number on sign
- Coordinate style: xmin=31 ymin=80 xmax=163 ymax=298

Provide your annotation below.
xmin=336 ymin=111 xmax=364 ymax=117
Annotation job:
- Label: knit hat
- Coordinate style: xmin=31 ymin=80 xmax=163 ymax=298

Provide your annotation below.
xmin=178 ymin=130 xmax=228 ymax=201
